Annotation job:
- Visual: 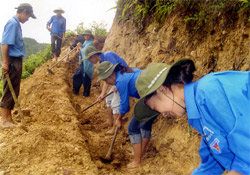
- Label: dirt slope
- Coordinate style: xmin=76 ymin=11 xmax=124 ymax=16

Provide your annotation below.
xmin=1 ymin=4 xmax=250 ymax=175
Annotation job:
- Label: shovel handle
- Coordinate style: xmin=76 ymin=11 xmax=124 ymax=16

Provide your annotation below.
xmin=105 ymin=126 xmax=119 ymax=159
xmin=50 ymin=31 xmax=63 ymax=40
xmin=6 ymin=73 xmax=24 ymax=120
xmin=80 ymin=91 xmax=114 ymax=113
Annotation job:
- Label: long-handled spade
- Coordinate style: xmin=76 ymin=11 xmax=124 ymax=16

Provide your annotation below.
xmin=47 ymin=46 xmax=77 ymax=74
xmin=6 ymin=73 xmax=28 ymax=132
xmin=105 ymin=126 xmax=119 ymax=160
xmin=80 ymin=91 xmax=114 ymax=113
xmin=50 ymin=31 xmax=63 ymax=40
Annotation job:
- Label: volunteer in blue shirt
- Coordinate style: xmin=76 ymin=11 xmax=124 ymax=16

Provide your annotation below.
xmin=84 ymin=46 xmax=129 ymax=134
xmin=72 ymin=30 xmax=94 ymax=97
xmin=134 ymin=58 xmax=250 ymax=174
xmin=0 ymin=3 xmax=36 ymax=128
xmin=97 ymin=61 xmax=157 ymax=169
xmin=46 ymin=7 xmax=66 ymax=61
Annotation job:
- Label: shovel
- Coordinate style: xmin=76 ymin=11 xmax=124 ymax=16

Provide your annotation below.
xmin=50 ymin=31 xmax=63 ymax=40
xmin=47 ymin=46 xmax=77 ymax=74
xmin=80 ymin=91 xmax=114 ymax=113
xmin=105 ymin=126 xmax=119 ymax=160
xmin=6 ymin=73 xmax=28 ymax=132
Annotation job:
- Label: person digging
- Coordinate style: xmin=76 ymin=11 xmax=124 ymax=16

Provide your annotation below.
xmin=84 ymin=46 xmax=129 ymax=134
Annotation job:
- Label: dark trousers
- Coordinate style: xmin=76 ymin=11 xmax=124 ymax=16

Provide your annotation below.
xmin=0 ymin=56 xmax=23 ymax=110
xmin=72 ymin=63 xmax=91 ymax=96
xmin=51 ymin=35 xmax=62 ymax=57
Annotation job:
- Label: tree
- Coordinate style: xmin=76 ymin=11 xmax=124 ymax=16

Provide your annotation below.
xmin=89 ymin=21 xmax=108 ymax=36
xmin=75 ymin=22 xmax=85 ymax=35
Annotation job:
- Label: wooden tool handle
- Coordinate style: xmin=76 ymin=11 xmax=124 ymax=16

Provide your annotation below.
xmin=6 ymin=73 xmax=24 ymax=120
xmin=105 ymin=127 xmax=119 ymax=159
xmin=81 ymin=91 xmax=114 ymax=113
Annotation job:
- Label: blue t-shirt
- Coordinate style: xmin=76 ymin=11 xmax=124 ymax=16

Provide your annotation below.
xmin=184 ymin=71 xmax=250 ymax=175
xmin=80 ymin=40 xmax=94 ymax=79
xmin=47 ymin=15 xmax=66 ymax=37
xmin=1 ymin=16 xmax=25 ymax=57
xmin=115 ymin=68 xmax=142 ymax=114
xmin=100 ymin=51 xmax=128 ymax=67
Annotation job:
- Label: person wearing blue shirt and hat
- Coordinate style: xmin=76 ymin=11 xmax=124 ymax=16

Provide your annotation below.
xmin=134 ymin=58 xmax=250 ymax=174
xmin=72 ymin=30 xmax=94 ymax=97
xmin=47 ymin=7 xmax=66 ymax=61
xmin=97 ymin=61 xmax=158 ymax=169
xmin=0 ymin=3 xmax=36 ymax=128
xmin=84 ymin=45 xmax=129 ymax=134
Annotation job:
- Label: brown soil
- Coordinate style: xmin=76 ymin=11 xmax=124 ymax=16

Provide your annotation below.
xmin=0 ymin=46 xmax=201 ymax=175
xmin=1 ymin=5 xmax=250 ymax=175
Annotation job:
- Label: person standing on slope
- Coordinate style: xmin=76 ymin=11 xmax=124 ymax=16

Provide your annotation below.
xmin=0 ymin=3 xmax=36 ymax=128
xmin=47 ymin=7 xmax=66 ymax=61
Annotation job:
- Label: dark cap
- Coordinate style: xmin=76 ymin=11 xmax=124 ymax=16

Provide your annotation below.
xmin=15 ymin=3 xmax=36 ymax=19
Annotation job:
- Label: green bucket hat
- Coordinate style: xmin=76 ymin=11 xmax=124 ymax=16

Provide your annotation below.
xmin=134 ymin=58 xmax=190 ymax=122
xmin=83 ymin=30 xmax=93 ymax=36
xmin=97 ymin=61 xmax=119 ymax=82
xmin=83 ymin=46 xmax=102 ymax=60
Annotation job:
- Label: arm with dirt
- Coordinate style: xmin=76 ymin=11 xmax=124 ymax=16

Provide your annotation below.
xmin=97 ymin=82 xmax=109 ymax=102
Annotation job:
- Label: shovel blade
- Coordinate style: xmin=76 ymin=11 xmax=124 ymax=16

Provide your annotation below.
xmin=47 ymin=68 xmax=54 ymax=74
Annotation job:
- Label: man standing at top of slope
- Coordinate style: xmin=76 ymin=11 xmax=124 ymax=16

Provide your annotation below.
xmin=47 ymin=7 xmax=66 ymax=61
xmin=0 ymin=3 xmax=36 ymax=128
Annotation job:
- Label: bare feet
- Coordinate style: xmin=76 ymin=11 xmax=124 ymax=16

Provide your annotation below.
xmin=126 ymin=161 xmax=141 ymax=169
xmin=105 ymin=128 xmax=115 ymax=135
xmin=102 ymin=121 xmax=112 ymax=129
xmin=122 ymin=117 xmax=128 ymax=123
xmin=0 ymin=121 xmax=16 ymax=129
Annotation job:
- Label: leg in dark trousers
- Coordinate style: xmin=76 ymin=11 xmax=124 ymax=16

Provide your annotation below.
xmin=51 ymin=36 xmax=57 ymax=59
xmin=56 ymin=36 xmax=62 ymax=57
xmin=72 ymin=63 xmax=83 ymax=95
xmin=83 ymin=74 xmax=91 ymax=97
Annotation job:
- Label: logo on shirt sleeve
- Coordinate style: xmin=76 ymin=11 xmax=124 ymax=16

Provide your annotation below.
xmin=203 ymin=126 xmax=214 ymax=141
xmin=210 ymin=138 xmax=221 ymax=153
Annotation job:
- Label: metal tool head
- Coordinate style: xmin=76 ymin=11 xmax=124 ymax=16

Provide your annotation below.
xmin=47 ymin=68 xmax=54 ymax=74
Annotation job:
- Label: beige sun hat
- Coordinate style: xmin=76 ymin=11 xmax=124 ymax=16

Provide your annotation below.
xmin=54 ymin=7 xmax=65 ymax=13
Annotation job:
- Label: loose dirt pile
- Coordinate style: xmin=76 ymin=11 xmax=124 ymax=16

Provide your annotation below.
xmin=0 ymin=46 xmax=201 ymax=175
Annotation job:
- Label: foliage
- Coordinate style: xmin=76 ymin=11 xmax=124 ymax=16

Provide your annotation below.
xmin=22 ymin=45 xmax=52 ymax=79
xmin=73 ymin=21 xmax=108 ymax=37
xmin=89 ymin=21 xmax=108 ymax=36
xmin=184 ymin=10 xmax=207 ymax=30
xmin=238 ymin=0 xmax=250 ymax=20
xmin=117 ymin=0 xmax=250 ymax=31
xmin=75 ymin=22 xmax=85 ymax=35
xmin=65 ymin=30 xmax=76 ymax=42
xmin=152 ymin=0 xmax=180 ymax=24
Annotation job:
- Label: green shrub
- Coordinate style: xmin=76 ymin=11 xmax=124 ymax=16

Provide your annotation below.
xmin=22 ymin=45 xmax=52 ymax=79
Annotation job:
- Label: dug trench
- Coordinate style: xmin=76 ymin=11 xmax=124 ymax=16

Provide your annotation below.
xmin=0 ymin=45 xmax=202 ymax=174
